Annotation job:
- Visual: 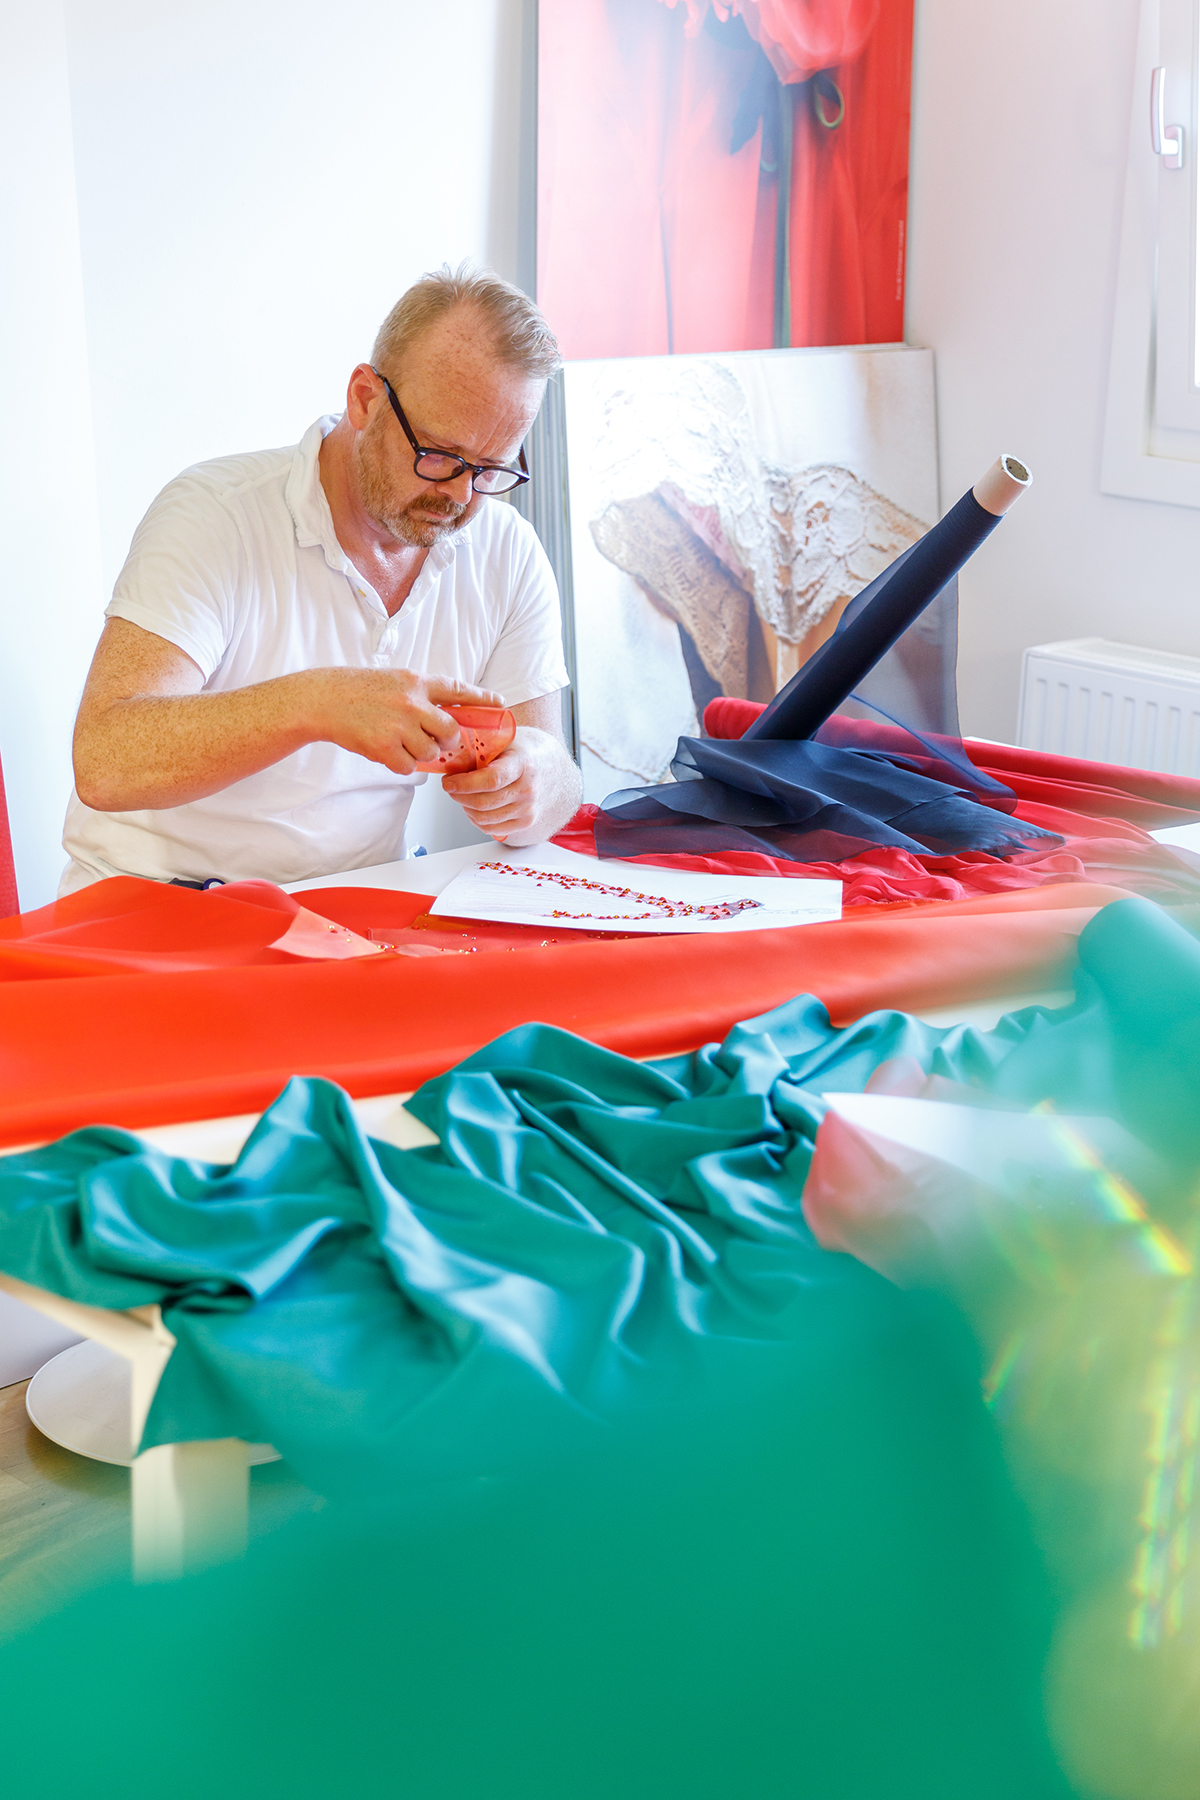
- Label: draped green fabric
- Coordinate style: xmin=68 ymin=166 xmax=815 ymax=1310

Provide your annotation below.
xmin=8 ymin=895 xmax=1200 ymax=1796
xmin=0 ymin=1340 xmax=1073 ymax=1800
xmin=0 ymin=895 xmax=1195 ymax=1498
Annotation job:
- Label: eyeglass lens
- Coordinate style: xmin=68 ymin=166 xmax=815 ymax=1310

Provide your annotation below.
xmin=413 ymin=452 xmax=522 ymax=494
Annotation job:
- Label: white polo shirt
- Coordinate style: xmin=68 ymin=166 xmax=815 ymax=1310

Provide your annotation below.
xmin=61 ymin=417 xmax=569 ymax=890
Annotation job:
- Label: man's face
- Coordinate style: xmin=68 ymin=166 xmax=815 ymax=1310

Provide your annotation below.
xmin=353 ymin=309 xmax=543 ymax=550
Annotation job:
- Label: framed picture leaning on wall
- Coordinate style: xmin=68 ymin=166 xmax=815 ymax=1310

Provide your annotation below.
xmin=558 ymin=345 xmax=948 ymax=804
xmin=537 ymin=0 xmax=915 ymax=361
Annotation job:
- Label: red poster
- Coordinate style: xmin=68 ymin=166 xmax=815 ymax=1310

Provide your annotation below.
xmin=537 ymin=0 xmax=914 ymax=359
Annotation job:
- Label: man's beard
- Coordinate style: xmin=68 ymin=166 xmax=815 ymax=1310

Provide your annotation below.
xmin=355 ymin=424 xmax=475 ymax=548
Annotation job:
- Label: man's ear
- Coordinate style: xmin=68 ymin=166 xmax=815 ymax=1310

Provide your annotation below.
xmin=345 ymin=364 xmax=380 ymax=431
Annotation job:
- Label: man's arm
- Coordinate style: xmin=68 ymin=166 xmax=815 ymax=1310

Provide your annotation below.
xmin=73 ymin=618 xmax=503 ymax=812
xmin=441 ymin=691 xmax=583 ymax=845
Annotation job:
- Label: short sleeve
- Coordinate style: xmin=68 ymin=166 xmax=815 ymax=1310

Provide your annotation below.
xmin=476 ymin=513 xmax=571 ymax=706
xmin=106 ymin=476 xmax=246 ymax=681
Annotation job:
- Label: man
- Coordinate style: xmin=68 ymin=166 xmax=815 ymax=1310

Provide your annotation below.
xmin=62 ymin=266 xmax=582 ymax=891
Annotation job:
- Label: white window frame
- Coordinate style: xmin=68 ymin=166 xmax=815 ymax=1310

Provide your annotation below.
xmin=1153 ymin=0 xmax=1199 ymax=428
xmin=1103 ymin=0 xmax=1200 ymax=504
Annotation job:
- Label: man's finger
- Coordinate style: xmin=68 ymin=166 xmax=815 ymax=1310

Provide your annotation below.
xmin=468 ymin=816 xmax=531 ymax=841
xmin=426 ymin=678 xmax=505 ymax=709
xmin=458 ymin=795 xmax=531 ymax=826
xmin=473 ymin=806 xmax=529 ymax=833
xmin=442 ymin=768 xmax=506 ymax=798
xmin=401 ymin=718 xmax=459 ymax=761
xmin=408 ymin=703 xmax=466 ymax=750
xmin=382 ymin=748 xmax=418 ymax=775
xmin=448 ymin=787 xmax=522 ymax=818
xmin=442 ymin=753 xmax=521 ymax=796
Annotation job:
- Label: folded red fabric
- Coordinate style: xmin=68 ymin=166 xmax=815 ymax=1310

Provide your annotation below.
xmin=0 ymin=881 xmax=1124 ymax=1147
xmin=0 ymin=878 xmax=303 ymax=978
xmin=1 ymin=718 xmax=1194 ymax=1145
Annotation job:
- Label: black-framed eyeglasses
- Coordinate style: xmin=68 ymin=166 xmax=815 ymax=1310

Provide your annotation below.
xmin=371 ymin=368 xmax=531 ymax=495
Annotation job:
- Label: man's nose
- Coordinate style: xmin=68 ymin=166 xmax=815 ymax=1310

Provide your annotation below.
xmin=437 ymin=467 xmax=475 ymax=504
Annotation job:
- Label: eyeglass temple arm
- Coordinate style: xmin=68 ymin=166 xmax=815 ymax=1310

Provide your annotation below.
xmin=375 ymin=363 xmax=530 ymax=483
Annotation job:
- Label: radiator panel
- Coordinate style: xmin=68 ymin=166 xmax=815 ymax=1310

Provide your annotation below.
xmin=1017 ymin=639 xmax=1200 ymax=776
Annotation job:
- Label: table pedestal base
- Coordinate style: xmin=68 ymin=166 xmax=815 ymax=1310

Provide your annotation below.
xmin=27 ymin=1340 xmax=278 ymax=1581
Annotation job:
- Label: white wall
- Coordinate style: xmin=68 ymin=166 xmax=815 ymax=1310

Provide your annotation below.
xmin=64 ymin=0 xmax=530 ymax=591
xmin=907 ymin=0 xmax=1200 ymax=742
xmin=0 ymin=0 xmax=105 ymax=912
xmin=8 ymin=0 xmax=1188 ymax=904
xmin=0 ymin=0 xmax=529 ymax=905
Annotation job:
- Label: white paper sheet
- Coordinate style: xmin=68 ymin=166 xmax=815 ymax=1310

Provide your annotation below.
xmin=429 ymin=844 xmax=842 ymax=935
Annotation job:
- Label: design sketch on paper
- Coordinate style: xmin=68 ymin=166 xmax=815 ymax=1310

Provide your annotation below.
xmin=562 ymin=347 xmax=943 ymax=804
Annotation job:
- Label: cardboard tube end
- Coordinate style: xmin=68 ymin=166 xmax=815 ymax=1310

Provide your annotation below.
xmin=973 ymin=455 xmax=1032 ymax=516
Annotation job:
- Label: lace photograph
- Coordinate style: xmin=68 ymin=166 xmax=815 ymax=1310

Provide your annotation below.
xmin=562 ymin=346 xmax=946 ymax=804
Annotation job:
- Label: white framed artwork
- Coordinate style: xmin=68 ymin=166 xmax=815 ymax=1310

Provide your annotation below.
xmin=561 ymin=344 xmax=941 ymax=803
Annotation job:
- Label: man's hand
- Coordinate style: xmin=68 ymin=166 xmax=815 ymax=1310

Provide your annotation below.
xmin=306 ymin=668 xmax=504 ymax=774
xmin=442 ymin=704 xmax=583 ymax=845
xmin=72 ymin=617 xmax=505 ymax=812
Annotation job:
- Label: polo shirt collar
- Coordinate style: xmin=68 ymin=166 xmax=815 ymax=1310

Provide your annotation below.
xmin=286 ymin=417 xmax=350 ymax=571
xmin=285 ymin=415 xmax=465 ymax=579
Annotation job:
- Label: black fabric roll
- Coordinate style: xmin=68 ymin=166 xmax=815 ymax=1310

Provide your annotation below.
xmin=593 ymin=472 xmax=1049 ymax=867
xmin=745 ymin=488 xmax=1001 ymax=743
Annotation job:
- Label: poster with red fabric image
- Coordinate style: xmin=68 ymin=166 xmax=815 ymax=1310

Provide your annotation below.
xmin=537 ymin=0 xmax=915 ymax=360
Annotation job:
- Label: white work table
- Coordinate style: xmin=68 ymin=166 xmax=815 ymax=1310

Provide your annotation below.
xmin=14 ymin=822 xmax=1171 ymax=1578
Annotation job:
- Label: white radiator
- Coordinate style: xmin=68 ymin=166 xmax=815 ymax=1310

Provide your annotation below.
xmin=1017 ymin=638 xmax=1200 ymax=775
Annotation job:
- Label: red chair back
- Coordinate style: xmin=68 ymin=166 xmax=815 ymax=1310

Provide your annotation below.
xmin=0 ymin=761 xmax=17 ymax=919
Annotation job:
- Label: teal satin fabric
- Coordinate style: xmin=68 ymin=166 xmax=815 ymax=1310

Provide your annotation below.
xmin=0 ymin=895 xmax=1195 ymax=1499
xmin=0 ymin=1324 xmax=1073 ymax=1800
xmin=9 ymin=895 xmax=1200 ymax=1797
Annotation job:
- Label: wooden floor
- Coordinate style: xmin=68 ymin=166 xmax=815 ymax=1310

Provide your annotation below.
xmin=0 ymin=1379 xmax=325 ymax=1637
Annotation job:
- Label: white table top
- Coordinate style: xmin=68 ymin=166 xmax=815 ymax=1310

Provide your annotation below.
xmin=1151 ymin=820 xmax=1200 ymax=853
xmin=284 ymin=840 xmax=491 ymax=899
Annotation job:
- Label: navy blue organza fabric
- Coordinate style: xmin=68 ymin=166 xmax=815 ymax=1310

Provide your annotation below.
xmin=597 ymin=486 xmax=1060 ymax=865
xmin=595 ymin=732 xmax=1058 ymax=861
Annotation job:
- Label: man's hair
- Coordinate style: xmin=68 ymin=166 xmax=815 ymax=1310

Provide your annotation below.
xmin=371 ymin=263 xmax=561 ymax=381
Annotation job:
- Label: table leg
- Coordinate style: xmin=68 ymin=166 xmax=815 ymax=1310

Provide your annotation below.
xmin=131 ymin=1438 xmax=250 ymax=1583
